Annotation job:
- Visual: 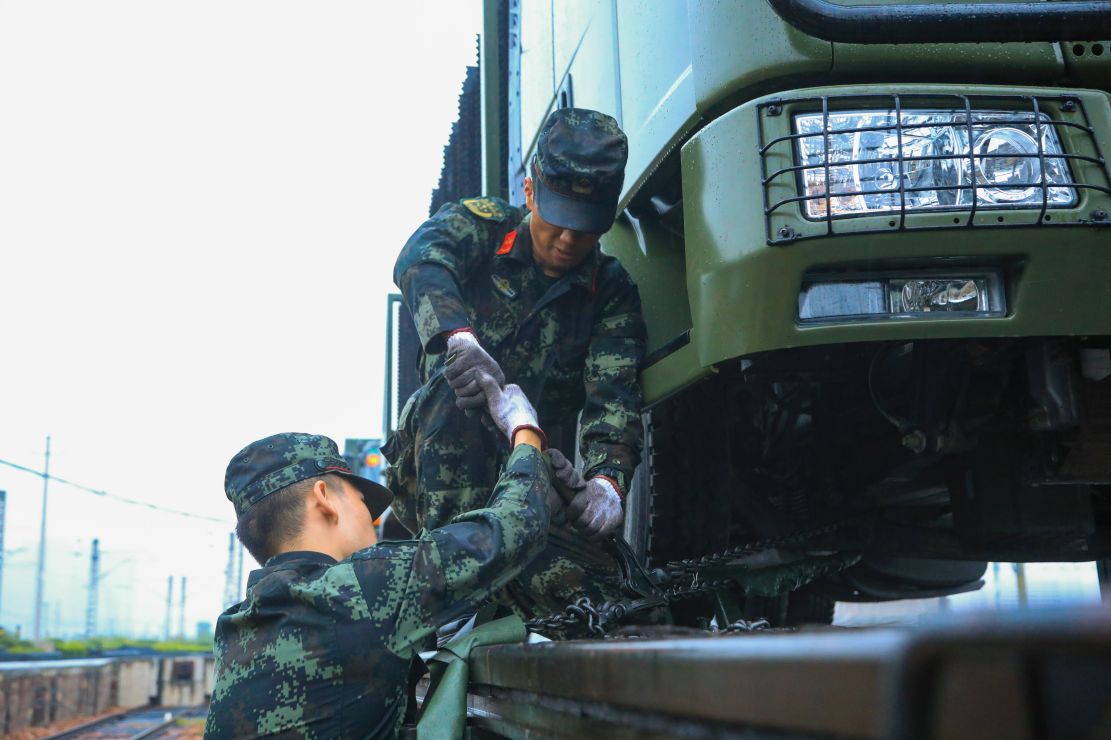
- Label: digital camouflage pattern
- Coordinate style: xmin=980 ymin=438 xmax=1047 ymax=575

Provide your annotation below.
xmin=225 ymin=433 xmax=391 ymax=519
xmin=205 ymin=444 xmax=550 ymax=740
xmin=391 ymin=197 xmax=646 ymax=494
xmin=494 ymin=524 xmax=626 ymax=622
xmin=384 ymin=371 xmax=629 ymax=631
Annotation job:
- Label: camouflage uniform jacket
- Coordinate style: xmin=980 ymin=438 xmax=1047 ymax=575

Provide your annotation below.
xmin=204 ymin=445 xmax=550 ymax=739
xmin=393 ymin=196 xmax=647 ymax=494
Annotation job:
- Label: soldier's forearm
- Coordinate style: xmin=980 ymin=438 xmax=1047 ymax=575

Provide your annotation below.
xmin=398 ymin=264 xmax=471 ymax=353
xmin=444 ymin=445 xmax=551 ymax=562
xmin=408 ymin=447 xmax=550 ymax=644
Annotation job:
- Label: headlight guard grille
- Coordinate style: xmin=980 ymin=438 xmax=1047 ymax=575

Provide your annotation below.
xmin=758 ymin=93 xmax=1111 ymax=246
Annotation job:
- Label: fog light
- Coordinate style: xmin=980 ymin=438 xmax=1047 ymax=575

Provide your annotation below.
xmin=799 ymin=271 xmax=1004 ymax=322
xmin=894 ymin=278 xmax=981 ymax=312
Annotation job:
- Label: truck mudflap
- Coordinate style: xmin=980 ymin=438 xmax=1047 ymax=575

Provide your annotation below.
xmin=460 ymin=606 xmax=1111 ymax=739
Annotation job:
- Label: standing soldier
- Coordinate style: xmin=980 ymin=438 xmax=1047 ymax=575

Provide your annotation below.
xmin=385 ymin=108 xmax=645 ymax=619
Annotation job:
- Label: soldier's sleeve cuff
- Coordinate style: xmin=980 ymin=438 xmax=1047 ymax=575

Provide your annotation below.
xmin=511 ymin=424 xmax=548 ymax=450
xmin=590 ymin=473 xmax=624 ymax=500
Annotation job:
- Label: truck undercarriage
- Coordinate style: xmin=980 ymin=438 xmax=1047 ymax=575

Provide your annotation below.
xmin=638 ymin=337 xmax=1111 ymax=621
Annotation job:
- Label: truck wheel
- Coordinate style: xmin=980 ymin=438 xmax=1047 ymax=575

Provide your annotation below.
xmin=739 ymin=589 xmax=834 ymax=627
xmin=644 ymin=383 xmax=734 ymax=566
xmin=621 ymin=438 xmax=652 ymax=566
xmin=783 ymin=587 xmax=836 ymax=626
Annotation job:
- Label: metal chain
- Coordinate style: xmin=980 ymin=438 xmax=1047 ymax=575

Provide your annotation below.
xmin=524 ymin=519 xmax=855 ymax=637
xmin=525 ymin=596 xmax=607 ymax=637
xmin=664 ymin=520 xmax=846 ymax=579
xmin=720 ymin=618 xmax=771 ymax=633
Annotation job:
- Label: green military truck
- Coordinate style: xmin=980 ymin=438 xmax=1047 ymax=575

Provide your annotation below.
xmin=471 ymin=0 xmax=1111 ymax=625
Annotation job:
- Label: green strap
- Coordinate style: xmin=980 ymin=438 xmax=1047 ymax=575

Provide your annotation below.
xmin=416 ymin=615 xmax=527 ymax=739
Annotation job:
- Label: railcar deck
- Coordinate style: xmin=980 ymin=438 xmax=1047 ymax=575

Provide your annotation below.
xmin=457 ymin=606 xmax=1111 ymax=739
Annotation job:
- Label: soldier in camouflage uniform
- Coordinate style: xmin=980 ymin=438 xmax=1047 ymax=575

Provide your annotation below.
xmin=385 ymin=108 xmax=645 ymax=620
xmin=206 ymin=380 xmax=551 ymax=739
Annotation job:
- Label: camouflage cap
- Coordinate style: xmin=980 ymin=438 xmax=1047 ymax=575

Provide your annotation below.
xmin=531 ymin=107 xmax=628 ymax=234
xmin=224 ymin=433 xmax=392 ymax=519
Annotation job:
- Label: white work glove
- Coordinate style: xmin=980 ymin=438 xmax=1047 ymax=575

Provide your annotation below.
xmin=547 ymin=448 xmax=586 ymax=493
xmin=546 ymin=448 xmax=584 ymax=525
xmin=567 ymin=477 xmax=623 ymax=541
xmin=477 ymin=373 xmax=541 ymax=444
xmin=445 ymin=330 xmax=505 ymax=410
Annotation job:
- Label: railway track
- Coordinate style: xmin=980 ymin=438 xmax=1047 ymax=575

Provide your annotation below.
xmin=44 ymin=706 xmax=207 ymax=740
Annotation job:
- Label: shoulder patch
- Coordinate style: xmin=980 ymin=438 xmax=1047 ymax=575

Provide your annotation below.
xmin=462 ymin=198 xmax=506 ymax=221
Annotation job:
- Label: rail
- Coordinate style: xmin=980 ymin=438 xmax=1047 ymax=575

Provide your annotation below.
xmin=43 ymin=706 xmax=205 ymax=740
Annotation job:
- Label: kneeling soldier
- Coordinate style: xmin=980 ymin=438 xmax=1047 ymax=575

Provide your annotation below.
xmin=206 ymin=378 xmax=550 ymax=739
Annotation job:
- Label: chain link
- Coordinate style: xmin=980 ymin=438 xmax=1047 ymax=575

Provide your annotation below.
xmin=525 ymin=596 xmax=607 ymax=637
xmin=720 ymin=618 xmax=771 ymax=633
xmin=524 ymin=519 xmax=855 ymax=637
xmin=664 ymin=521 xmax=845 ymax=579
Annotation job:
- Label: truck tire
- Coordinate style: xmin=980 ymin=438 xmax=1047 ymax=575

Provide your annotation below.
xmin=644 ymin=383 xmax=734 ymax=566
xmin=784 ymin=587 xmax=836 ymax=626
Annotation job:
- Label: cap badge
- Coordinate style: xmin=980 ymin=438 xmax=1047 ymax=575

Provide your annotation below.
xmin=571 ymin=177 xmax=594 ymax=195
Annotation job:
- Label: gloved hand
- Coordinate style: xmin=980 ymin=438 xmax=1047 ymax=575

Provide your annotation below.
xmin=547 ymin=448 xmax=586 ymax=495
xmin=546 ymin=448 xmax=584 ymax=525
xmin=444 ymin=330 xmax=505 ymax=410
xmin=477 ymin=373 xmax=541 ymax=444
xmin=567 ymin=477 xmax=623 ymax=541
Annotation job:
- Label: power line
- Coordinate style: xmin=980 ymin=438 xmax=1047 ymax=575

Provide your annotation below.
xmin=0 ymin=456 xmax=232 ymax=524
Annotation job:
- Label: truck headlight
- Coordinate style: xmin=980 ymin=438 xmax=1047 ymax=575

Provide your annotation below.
xmin=794 ymin=110 xmax=1076 ymax=219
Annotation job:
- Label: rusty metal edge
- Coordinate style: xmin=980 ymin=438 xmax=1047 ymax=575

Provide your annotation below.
xmin=468 ymin=606 xmax=1111 ymax=738
xmin=470 ymin=629 xmax=906 ymax=737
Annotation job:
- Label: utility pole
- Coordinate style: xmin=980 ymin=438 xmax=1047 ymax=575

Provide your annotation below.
xmin=223 ymin=533 xmax=237 ymax=609
xmin=33 ymin=435 xmax=50 ymax=640
xmin=0 ymin=490 xmax=6 ymax=623
xmin=178 ymin=576 xmax=187 ymax=639
xmin=164 ymin=575 xmax=174 ymax=640
xmin=85 ymin=539 xmax=100 ymax=638
xmin=236 ymin=543 xmax=245 ymax=601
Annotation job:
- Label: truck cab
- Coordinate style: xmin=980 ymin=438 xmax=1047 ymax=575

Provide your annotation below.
xmin=479 ymin=0 xmax=1111 ymax=623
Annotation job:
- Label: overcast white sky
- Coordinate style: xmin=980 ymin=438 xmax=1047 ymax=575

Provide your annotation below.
xmin=0 ymin=0 xmax=481 ymax=639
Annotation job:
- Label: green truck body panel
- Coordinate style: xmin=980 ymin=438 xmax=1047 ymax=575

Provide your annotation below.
xmin=483 ymin=0 xmax=1111 ymax=577
xmin=506 ymin=1 xmax=1111 ymax=404
xmin=679 ymin=84 xmax=1111 ymax=386
xmin=517 ymin=1 xmax=1101 ymax=213
xmin=640 ymin=344 xmax=708 ymax=408
xmin=688 ymin=0 xmax=1073 ymax=114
